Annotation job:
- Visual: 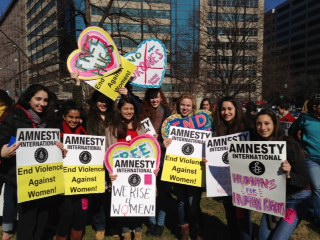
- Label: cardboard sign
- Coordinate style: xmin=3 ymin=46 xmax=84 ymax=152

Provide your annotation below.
xmin=125 ymin=39 xmax=167 ymax=88
xmin=105 ymin=135 xmax=160 ymax=174
xmin=67 ymin=26 xmax=121 ymax=80
xmin=161 ymin=110 xmax=213 ymax=139
xmin=63 ymin=134 xmax=106 ymax=195
xmin=228 ymin=141 xmax=287 ymax=217
xmin=16 ymin=129 xmax=64 ymax=203
xmin=205 ymin=132 xmax=250 ymax=197
xmin=111 ymin=158 xmax=156 ymax=217
xmin=161 ymin=126 xmax=211 ymax=187
xmin=140 ymin=118 xmax=157 ymax=136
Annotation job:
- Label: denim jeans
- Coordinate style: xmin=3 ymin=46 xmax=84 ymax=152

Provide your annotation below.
xmin=305 ymin=159 xmax=320 ymax=217
xmin=2 ymin=183 xmax=17 ymax=232
xmin=259 ymin=190 xmax=311 ymax=240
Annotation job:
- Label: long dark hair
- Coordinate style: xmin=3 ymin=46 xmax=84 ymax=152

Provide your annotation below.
xmin=255 ymin=108 xmax=284 ymax=141
xmin=140 ymin=88 xmax=169 ymax=121
xmin=215 ymin=96 xmax=247 ymax=136
xmin=199 ymin=98 xmax=212 ymax=111
xmin=17 ymin=84 xmax=56 ymax=126
xmin=111 ymin=96 xmax=140 ymax=139
xmin=88 ymin=91 xmax=114 ymax=126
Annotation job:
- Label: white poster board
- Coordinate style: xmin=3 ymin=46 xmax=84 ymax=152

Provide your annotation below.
xmin=228 ymin=141 xmax=287 ymax=217
xmin=141 ymin=118 xmax=157 ymax=136
xmin=205 ymin=132 xmax=250 ymax=197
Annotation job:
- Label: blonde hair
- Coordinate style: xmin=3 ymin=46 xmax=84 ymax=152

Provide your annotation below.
xmin=176 ymin=93 xmax=197 ymax=115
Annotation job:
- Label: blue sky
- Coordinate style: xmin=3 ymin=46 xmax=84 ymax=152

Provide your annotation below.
xmin=265 ymin=0 xmax=287 ymax=11
xmin=0 ymin=0 xmax=13 ymax=18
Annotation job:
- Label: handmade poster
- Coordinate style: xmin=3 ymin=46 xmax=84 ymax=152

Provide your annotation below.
xmin=161 ymin=126 xmax=211 ymax=187
xmin=161 ymin=110 xmax=213 ymax=139
xmin=111 ymin=157 xmax=156 ymax=217
xmin=63 ymin=134 xmax=106 ymax=195
xmin=228 ymin=141 xmax=287 ymax=217
xmin=105 ymin=135 xmax=160 ymax=175
xmin=280 ymin=121 xmax=292 ymax=136
xmin=140 ymin=118 xmax=157 ymax=136
xmin=16 ymin=129 xmax=64 ymax=203
xmin=67 ymin=26 xmax=121 ymax=80
xmin=125 ymin=39 xmax=167 ymax=88
xmin=206 ymin=132 xmax=250 ymax=197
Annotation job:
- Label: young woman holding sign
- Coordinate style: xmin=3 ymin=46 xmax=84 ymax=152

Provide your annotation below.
xmin=55 ymin=100 xmax=88 ymax=240
xmin=215 ymin=96 xmax=252 ymax=240
xmin=255 ymin=109 xmax=311 ymax=240
xmin=106 ymin=96 xmax=145 ymax=240
xmin=0 ymin=84 xmax=57 ymax=240
xmin=140 ymin=88 xmax=171 ymax=237
xmin=163 ymin=93 xmax=204 ymax=240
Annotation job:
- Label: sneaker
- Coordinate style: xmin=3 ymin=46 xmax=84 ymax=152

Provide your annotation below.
xmin=95 ymin=230 xmax=105 ymax=240
xmin=134 ymin=231 xmax=142 ymax=240
xmin=123 ymin=232 xmax=131 ymax=240
xmin=154 ymin=225 xmax=164 ymax=237
xmin=146 ymin=224 xmax=155 ymax=236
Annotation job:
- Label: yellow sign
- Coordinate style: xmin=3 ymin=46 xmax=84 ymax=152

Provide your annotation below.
xmin=85 ymin=57 xmax=137 ymax=101
xmin=161 ymin=154 xmax=205 ymax=187
xmin=63 ymin=165 xmax=105 ymax=195
xmin=17 ymin=163 xmax=64 ymax=203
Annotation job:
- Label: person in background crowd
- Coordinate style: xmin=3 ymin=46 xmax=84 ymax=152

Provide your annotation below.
xmin=199 ymin=98 xmax=213 ymax=113
xmin=289 ymin=95 xmax=320 ymax=229
xmin=255 ymin=109 xmax=310 ymax=239
xmin=164 ymin=93 xmax=204 ymax=240
xmin=71 ymin=74 xmax=115 ymax=240
xmin=244 ymin=101 xmax=258 ymax=135
xmin=214 ymin=96 xmax=251 ymax=240
xmin=55 ymin=100 xmax=88 ymax=240
xmin=0 ymin=84 xmax=58 ymax=240
xmin=301 ymin=100 xmax=309 ymax=114
xmin=107 ymin=96 xmax=145 ymax=240
xmin=0 ymin=90 xmax=13 ymax=121
xmin=140 ymin=88 xmax=171 ymax=237
xmin=278 ymin=102 xmax=296 ymax=123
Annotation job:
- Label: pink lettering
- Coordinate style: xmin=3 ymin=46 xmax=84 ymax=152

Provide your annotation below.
xmin=194 ymin=115 xmax=207 ymax=128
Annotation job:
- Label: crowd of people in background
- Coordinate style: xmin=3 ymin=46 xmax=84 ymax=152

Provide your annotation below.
xmin=0 ymin=80 xmax=320 ymax=240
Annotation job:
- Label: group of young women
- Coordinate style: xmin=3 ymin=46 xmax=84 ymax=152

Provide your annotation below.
xmin=0 ymin=81 xmax=316 ymax=240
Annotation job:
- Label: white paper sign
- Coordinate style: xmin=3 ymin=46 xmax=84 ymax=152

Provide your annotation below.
xmin=141 ymin=118 xmax=157 ymax=136
xmin=228 ymin=141 xmax=287 ymax=217
xmin=205 ymin=132 xmax=250 ymax=197
xmin=111 ymin=158 xmax=156 ymax=217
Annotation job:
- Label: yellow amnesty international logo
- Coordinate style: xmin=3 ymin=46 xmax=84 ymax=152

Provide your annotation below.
xmin=17 ymin=163 xmax=64 ymax=203
xmin=161 ymin=154 xmax=205 ymax=187
xmin=63 ymin=165 xmax=105 ymax=195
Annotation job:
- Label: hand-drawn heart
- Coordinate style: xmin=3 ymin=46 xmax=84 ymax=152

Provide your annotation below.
xmin=161 ymin=110 xmax=214 ymax=138
xmin=105 ymin=134 xmax=161 ymax=174
xmin=124 ymin=39 xmax=167 ymax=88
xmin=67 ymin=26 xmax=121 ymax=80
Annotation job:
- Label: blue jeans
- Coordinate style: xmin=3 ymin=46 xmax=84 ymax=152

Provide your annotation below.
xmin=2 ymin=183 xmax=17 ymax=232
xmin=259 ymin=190 xmax=311 ymax=240
xmin=305 ymin=159 xmax=320 ymax=217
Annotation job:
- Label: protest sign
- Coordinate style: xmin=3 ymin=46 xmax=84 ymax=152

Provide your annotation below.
xmin=67 ymin=26 xmax=121 ymax=80
xmin=63 ymin=134 xmax=106 ymax=195
xmin=140 ymin=118 xmax=157 ymax=136
xmin=111 ymin=157 xmax=156 ymax=217
xmin=105 ymin=135 xmax=160 ymax=174
xmin=228 ymin=141 xmax=287 ymax=217
xmin=280 ymin=121 xmax=292 ymax=136
xmin=161 ymin=110 xmax=213 ymax=139
xmin=206 ymin=132 xmax=250 ymax=197
xmin=125 ymin=39 xmax=167 ymax=88
xmin=161 ymin=126 xmax=211 ymax=187
xmin=16 ymin=129 xmax=64 ymax=203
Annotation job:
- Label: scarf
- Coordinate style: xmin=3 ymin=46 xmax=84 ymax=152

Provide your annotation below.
xmin=27 ymin=109 xmax=46 ymax=128
xmin=61 ymin=121 xmax=87 ymax=139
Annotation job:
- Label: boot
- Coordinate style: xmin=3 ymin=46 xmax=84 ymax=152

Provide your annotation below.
xmin=70 ymin=229 xmax=83 ymax=240
xmin=134 ymin=231 xmax=142 ymax=240
xmin=180 ymin=224 xmax=189 ymax=240
xmin=54 ymin=236 xmax=68 ymax=240
xmin=95 ymin=230 xmax=105 ymax=240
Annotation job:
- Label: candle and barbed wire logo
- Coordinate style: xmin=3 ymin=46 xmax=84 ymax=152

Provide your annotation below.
xmin=34 ymin=148 xmax=48 ymax=163
xmin=249 ymin=161 xmax=265 ymax=176
xmin=128 ymin=174 xmax=141 ymax=187
xmin=222 ymin=151 xmax=229 ymax=164
xmin=79 ymin=151 xmax=92 ymax=164
xmin=182 ymin=143 xmax=194 ymax=155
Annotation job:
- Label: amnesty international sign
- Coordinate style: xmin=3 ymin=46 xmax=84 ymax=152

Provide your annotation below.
xmin=161 ymin=126 xmax=211 ymax=187
xmin=16 ymin=129 xmax=64 ymax=203
xmin=63 ymin=134 xmax=106 ymax=195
